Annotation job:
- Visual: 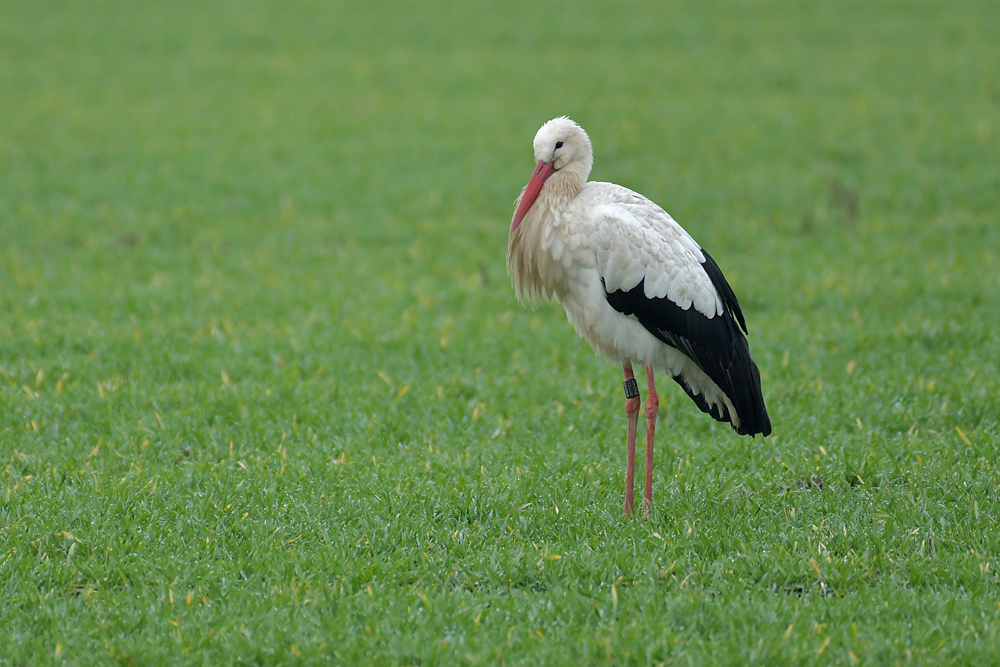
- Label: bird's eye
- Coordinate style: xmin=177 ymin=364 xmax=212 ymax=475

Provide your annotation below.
xmin=555 ymin=141 xmax=563 ymax=149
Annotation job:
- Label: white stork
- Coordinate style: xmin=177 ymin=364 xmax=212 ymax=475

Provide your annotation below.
xmin=507 ymin=116 xmax=771 ymax=517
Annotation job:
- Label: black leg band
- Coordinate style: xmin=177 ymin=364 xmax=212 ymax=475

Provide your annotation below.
xmin=623 ymin=378 xmax=639 ymax=399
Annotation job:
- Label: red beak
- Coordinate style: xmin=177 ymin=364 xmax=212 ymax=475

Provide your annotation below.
xmin=511 ymin=160 xmax=556 ymax=233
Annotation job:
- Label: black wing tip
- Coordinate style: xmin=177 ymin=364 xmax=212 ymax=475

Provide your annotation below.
xmin=733 ymin=414 xmax=772 ymax=437
xmin=732 ymin=358 xmax=772 ymax=437
xmin=671 ymin=361 xmax=771 ymax=438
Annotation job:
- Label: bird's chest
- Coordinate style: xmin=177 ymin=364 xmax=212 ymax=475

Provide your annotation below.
xmin=533 ymin=214 xmax=594 ymax=297
xmin=541 ymin=224 xmax=625 ymax=343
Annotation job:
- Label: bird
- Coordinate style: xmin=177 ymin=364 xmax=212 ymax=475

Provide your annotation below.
xmin=507 ymin=116 xmax=771 ymax=517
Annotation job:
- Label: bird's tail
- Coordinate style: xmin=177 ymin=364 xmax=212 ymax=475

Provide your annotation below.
xmin=735 ymin=355 xmax=771 ymax=437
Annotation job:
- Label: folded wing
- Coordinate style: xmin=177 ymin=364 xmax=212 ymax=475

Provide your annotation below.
xmin=591 ymin=196 xmax=770 ymax=436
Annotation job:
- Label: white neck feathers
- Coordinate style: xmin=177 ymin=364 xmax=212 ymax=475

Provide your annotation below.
xmin=507 ymin=162 xmax=589 ymax=304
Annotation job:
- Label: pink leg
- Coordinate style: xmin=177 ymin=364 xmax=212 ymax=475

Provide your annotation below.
xmin=643 ymin=364 xmax=659 ymax=517
xmin=623 ymin=365 xmax=641 ymax=517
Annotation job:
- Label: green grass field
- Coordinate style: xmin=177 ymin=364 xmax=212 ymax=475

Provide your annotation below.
xmin=2 ymin=0 xmax=999 ymax=664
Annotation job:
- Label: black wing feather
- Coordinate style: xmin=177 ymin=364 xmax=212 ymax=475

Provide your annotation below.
xmin=701 ymin=250 xmax=747 ymax=334
xmin=603 ymin=252 xmax=771 ymax=437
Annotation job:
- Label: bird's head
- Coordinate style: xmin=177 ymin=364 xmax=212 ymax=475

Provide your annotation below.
xmin=511 ymin=116 xmax=593 ymax=233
